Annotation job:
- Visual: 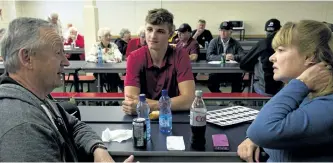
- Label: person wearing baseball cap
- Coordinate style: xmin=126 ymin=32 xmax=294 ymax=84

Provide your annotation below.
xmin=240 ymin=18 xmax=283 ymax=96
xmin=265 ymin=18 xmax=281 ymax=35
xmin=206 ymin=21 xmax=245 ymax=93
xmin=175 ymin=23 xmax=200 ymax=81
xmin=175 ymin=23 xmax=200 ymax=62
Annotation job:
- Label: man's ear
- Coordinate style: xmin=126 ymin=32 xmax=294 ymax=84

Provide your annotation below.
xmin=18 ymin=49 xmax=32 ymax=69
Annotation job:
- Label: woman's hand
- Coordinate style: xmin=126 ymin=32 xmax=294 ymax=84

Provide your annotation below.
xmin=237 ymin=138 xmax=260 ymax=162
xmin=296 ymin=62 xmax=332 ymax=92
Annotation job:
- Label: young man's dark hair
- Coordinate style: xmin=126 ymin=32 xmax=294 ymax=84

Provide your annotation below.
xmin=145 ymin=8 xmax=174 ymax=32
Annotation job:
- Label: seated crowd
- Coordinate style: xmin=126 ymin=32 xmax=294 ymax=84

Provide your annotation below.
xmin=0 ymin=7 xmax=333 ymax=162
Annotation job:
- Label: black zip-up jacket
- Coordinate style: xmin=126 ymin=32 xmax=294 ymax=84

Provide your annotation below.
xmin=239 ymin=32 xmax=283 ymax=95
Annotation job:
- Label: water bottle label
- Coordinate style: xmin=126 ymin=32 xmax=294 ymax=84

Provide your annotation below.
xmin=159 ymin=115 xmax=171 ymax=127
xmin=190 ymin=111 xmax=206 ymax=126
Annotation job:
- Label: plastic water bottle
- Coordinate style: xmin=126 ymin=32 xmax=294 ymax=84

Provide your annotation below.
xmin=159 ymin=89 xmax=172 ymax=134
xmin=190 ymin=90 xmax=207 ymax=150
xmin=136 ymin=94 xmax=151 ymax=141
xmin=97 ymin=46 xmax=103 ymax=66
xmin=204 ymin=41 xmax=209 ymax=49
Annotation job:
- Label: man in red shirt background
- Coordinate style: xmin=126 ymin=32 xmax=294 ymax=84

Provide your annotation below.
xmin=125 ymin=27 xmax=146 ymax=59
xmin=175 ymin=23 xmax=200 ymax=62
xmin=122 ymin=8 xmax=195 ymax=115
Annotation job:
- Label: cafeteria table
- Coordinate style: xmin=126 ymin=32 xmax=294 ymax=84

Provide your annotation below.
xmin=80 ymin=106 xmax=259 ymax=162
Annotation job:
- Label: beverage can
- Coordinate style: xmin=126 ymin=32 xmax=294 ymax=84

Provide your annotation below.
xmin=221 ymin=53 xmax=226 ymax=64
xmin=132 ymin=118 xmax=147 ymax=148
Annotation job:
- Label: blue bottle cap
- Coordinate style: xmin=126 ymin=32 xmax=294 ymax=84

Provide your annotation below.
xmin=139 ymin=94 xmax=146 ymax=101
xmin=162 ymin=89 xmax=168 ymax=96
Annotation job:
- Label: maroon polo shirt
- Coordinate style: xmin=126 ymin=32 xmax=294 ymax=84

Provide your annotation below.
xmin=125 ymin=45 xmax=194 ymax=100
xmin=176 ymin=37 xmax=200 ymax=56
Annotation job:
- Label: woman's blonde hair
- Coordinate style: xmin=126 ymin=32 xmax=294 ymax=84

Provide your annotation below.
xmin=272 ymin=20 xmax=333 ymax=98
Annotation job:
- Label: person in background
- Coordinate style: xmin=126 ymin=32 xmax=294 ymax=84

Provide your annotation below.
xmin=63 ymin=27 xmax=85 ymax=60
xmin=114 ymin=28 xmax=131 ymax=59
xmin=0 ymin=17 xmax=134 ymax=162
xmin=240 ymin=18 xmax=283 ymax=96
xmin=206 ymin=21 xmax=245 ymax=93
xmin=238 ymin=20 xmax=333 ymax=162
xmin=86 ymin=28 xmax=123 ymax=93
xmin=175 ymin=23 xmax=200 ymax=62
xmin=122 ymin=8 xmax=195 ymax=115
xmin=63 ymin=23 xmax=73 ymax=40
xmin=47 ymin=12 xmax=62 ymax=37
xmin=125 ymin=26 xmax=146 ymax=58
xmin=192 ymin=19 xmax=213 ymax=48
xmin=168 ymin=24 xmax=179 ymax=44
xmin=0 ymin=28 xmax=5 ymax=61
xmin=175 ymin=23 xmax=200 ymax=81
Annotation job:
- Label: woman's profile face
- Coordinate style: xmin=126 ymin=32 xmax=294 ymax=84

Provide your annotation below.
xmin=269 ymin=45 xmax=308 ymax=83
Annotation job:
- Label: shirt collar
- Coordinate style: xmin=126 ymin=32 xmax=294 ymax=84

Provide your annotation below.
xmin=100 ymin=42 xmax=111 ymax=48
xmin=221 ymin=38 xmax=230 ymax=45
xmin=180 ymin=38 xmax=193 ymax=48
xmin=147 ymin=46 xmax=173 ymax=69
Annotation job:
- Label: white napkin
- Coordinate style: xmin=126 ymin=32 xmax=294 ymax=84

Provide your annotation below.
xmin=166 ymin=136 xmax=185 ymax=151
xmin=101 ymin=128 xmax=132 ymax=143
xmin=226 ymin=60 xmax=238 ymax=63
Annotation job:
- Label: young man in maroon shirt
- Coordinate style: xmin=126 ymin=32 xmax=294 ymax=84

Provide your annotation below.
xmin=122 ymin=8 xmax=195 ymax=115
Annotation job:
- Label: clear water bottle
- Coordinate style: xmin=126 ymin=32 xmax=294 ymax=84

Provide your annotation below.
xmin=136 ymin=94 xmax=151 ymax=141
xmin=159 ymin=89 xmax=172 ymax=134
xmin=97 ymin=46 xmax=103 ymax=66
xmin=190 ymin=90 xmax=207 ymax=150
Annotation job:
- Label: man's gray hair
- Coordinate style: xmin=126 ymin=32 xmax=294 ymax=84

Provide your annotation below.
xmin=119 ymin=28 xmax=130 ymax=38
xmin=0 ymin=17 xmax=53 ymax=73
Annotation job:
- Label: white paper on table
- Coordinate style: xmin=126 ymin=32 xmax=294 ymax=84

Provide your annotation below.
xmin=101 ymin=128 xmax=132 ymax=143
xmin=106 ymin=60 xmax=117 ymax=63
xmin=208 ymin=61 xmax=221 ymax=64
xmin=208 ymin=60 xmax=238 ymax=64
xmin=166 ymin=136 xmax=185 ymax=151
xmin=226 ymin=60 xmax=238 ymax=63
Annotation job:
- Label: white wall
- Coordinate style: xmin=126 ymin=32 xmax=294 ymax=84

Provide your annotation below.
xmin=0 ymin=1 xmax=17 ymax=29
xmin=3 ymin=1 xmax=333 ymax=37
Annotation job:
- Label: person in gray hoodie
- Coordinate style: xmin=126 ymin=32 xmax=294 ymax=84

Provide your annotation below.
xmin=206 ymin=21 xmax=245 ymax=93
xmin=0 ymin=17 xmax=134 ymax=162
